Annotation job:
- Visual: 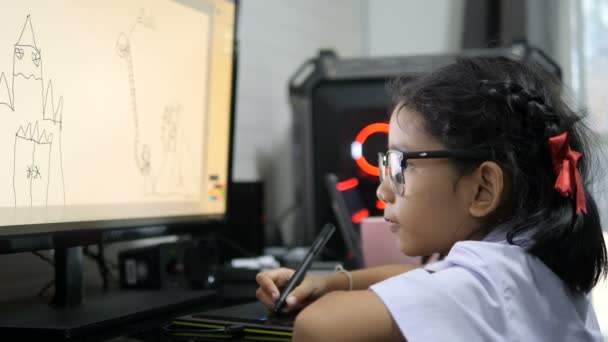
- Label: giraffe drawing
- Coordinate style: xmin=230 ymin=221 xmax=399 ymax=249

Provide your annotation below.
xmin=116 ymin=12 xmax=194 ymax=198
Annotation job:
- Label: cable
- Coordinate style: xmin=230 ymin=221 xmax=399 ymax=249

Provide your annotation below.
xmin=266 ymin=203 xmax=299 ymax=246
xmin=30 ymin=251 xmax=55 ymax=298
xmin=32 ymin=251 xmax=54 ymax=266
xmin=37 ymin=279 xmax=54 ymax=298
xmin=32 ymin=247 xmax=118 ymax=297
xmin=83 ymin=244 xmax=119 ymax=292
xmin=97 ymin=244 xmax=110 ymax=291
xmin=162 ymin=322 xmax=245 ymax=339
xmin=217 ymin=235 xmax=255 ymax=258
xmin=269 ymin=203 xmax=298 ymax=229
xmin=83 ymin=245 xmax=119 ymax=270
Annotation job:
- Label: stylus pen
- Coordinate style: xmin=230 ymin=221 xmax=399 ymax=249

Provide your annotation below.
xmin=273 ymin=223 xmax=336 ymax=312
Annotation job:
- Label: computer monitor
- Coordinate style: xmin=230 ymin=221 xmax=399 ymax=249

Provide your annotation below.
xmin=0 ymin=0 xmax=237 ymax=306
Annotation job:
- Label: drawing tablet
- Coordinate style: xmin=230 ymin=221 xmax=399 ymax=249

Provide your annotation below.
xmin=171 ymin=301 xmax=294 ymax=340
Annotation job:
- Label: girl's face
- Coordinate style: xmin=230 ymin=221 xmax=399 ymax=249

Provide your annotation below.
xmin=377 ymin=106 xmax=483 ymax=256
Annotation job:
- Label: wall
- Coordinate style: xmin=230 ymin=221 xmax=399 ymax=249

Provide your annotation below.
xmin=363 ymin=0 xmax=465 ymax=57
xmin=526 ymin=0 xmax=582 ymax=98
xmin=232 ymin=0 xmax=365 ymax=244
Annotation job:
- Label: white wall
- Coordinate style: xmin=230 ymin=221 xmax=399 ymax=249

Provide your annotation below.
xmin=364 ymin=0 xmax=465 ymax=57
xmin=232 ymin=0 xmax=365 ymax=243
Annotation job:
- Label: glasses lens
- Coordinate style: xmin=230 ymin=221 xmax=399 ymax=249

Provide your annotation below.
xmin=387 ymin=152 xmax=404 ymax=194
xmin=378 ymin=153 xmax=387 ymax=182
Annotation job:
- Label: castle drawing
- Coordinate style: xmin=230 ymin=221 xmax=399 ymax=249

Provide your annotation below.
xmin=0 ymin=15 xmax=65 ymax=207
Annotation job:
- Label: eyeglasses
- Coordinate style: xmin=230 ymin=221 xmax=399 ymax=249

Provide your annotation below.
xmin=378 ymin=149 xmax=487 ymax=195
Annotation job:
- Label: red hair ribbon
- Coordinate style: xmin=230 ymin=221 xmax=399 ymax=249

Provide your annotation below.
xmin=548 ymin=132 xmax=587 ymax=215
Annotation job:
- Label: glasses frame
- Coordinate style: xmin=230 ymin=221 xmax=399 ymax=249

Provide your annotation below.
xmin=378 ymin=149 xmax=488 ymax=195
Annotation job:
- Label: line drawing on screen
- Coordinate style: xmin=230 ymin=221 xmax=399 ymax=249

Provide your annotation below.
xmin=0 ymin=15 xmax=65 ymax=207
xmin=116 ymin=11 xmax=196 ymax=198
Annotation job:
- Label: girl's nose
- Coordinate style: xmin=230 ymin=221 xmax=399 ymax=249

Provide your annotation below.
xmin=376 ymin=178 xmax=395 ymax=204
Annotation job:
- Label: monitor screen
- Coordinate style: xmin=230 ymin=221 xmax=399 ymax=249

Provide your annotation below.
xmin=0 ymin=0 xmax=236 ymax=249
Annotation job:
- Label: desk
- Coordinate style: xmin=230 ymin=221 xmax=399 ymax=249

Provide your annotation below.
xmin=0 ymin=288 xmax=218 ymax=340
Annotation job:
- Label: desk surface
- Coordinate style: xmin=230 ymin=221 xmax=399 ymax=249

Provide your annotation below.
xmin=0 ymin=288 xmax=218 ymax=340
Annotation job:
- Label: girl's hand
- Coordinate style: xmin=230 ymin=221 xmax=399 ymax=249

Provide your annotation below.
xmin=255 ymin=267 xmax=328 ymax=313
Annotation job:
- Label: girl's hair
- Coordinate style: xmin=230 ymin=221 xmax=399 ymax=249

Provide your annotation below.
xmin=389 ymin=55 xmax=607 ymax=294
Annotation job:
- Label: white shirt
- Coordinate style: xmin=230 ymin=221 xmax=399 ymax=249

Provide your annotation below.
xmin=370 ymin=238 xmax=603 ymax=341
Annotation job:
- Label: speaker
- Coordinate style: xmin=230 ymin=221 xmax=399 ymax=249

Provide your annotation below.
xmin=183 ymin=238 xmax=221 ymax=289
xmin=118 ymin=240 xmax=220 ymax=290
xmin=119 ymin=242 xmax=190 ymax=289
xmin=222 ymin=181 xmax=265 ymax=261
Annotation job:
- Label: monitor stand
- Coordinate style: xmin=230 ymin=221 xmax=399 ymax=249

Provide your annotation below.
xmin=53 ymin=246 xmax=84 ymax=307
xmin=0 ymin=246 xmax=218 ymax=339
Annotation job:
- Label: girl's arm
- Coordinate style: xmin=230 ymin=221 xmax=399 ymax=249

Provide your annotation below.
xmin=288 ymin=264 xmax=418 ymax=341
xmin=334 ymin=263 xmax=420 ymax=290
xmin=293 ymin=290 xmax=404 ymax=342
xmin=256 ymin=263 xmax=420 ymax=311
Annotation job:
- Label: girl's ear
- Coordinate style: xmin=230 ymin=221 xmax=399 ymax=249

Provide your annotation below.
xmin=468 ymin=161 xmax=504 ymax=218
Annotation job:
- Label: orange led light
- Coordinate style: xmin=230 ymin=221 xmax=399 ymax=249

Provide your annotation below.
xmin=353 ymin=123 xmax=389 ymax=176
xmin=351 ymin=208 xmax=370 ymax=224
xmin=376 ymin=200 xmax=386 ymax=210
xmin=336 ymin=177 xmax=359 ymax=192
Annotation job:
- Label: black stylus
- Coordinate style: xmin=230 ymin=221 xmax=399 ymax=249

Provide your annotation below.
xmin=273 ymin=223 xmax=336 ymax=312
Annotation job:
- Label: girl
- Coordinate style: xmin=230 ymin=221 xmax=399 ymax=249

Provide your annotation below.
xmin=256 ymin=56 xmax=607 ymax=341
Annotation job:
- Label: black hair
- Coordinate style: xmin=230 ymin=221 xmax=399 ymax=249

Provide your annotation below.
xmin=389 ymin=55 xmax=607 ymax=294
